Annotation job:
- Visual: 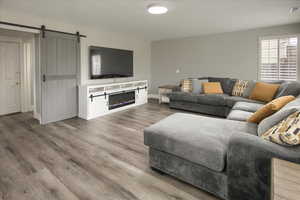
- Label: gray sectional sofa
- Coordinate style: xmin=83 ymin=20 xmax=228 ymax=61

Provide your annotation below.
xmin=144 ymin=78 xmax=300 ymax=200
xmin=168 ymin=77 xmax=292 ymax=117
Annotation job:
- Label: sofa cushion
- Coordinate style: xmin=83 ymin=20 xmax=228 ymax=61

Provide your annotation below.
xmin=247 ymin=96 xmax=296 ymax=124
xmin=168 ymin=92 xmax=228 ymax=106
xmin=249 ymin=82 xmax=280 ymax=102
xmin=144 ymin=113 xmax=257 ymax=172
xmin=232 ymin=102 xmax=264 ymax=113
xmin=275 ymin=81 xmax=300 ymax=98
xmin=168 ymin=92 xmax=199 ymax=103
xmin=224 ymin=96 xmax=263 ymax=108
xmin=191 ymin=78 xmax=208 ymax=94
xmin=203 ymin=82 xmax=224 ymax=94
xmin=227 ymin=110 xmax=253 ymax=121
xmin=232 ymin=80 xmax=250 ymax=97
xmin=208 ymin=77 xmax=236 ymax=95
xmin=242 ymin=80 xmax=256 ymax=98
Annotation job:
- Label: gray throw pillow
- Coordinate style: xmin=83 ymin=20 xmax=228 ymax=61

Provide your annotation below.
xmin=275 ymin=81 xmax=300 ymax=98
xmin=192 ymin=79 xmax=208 ymax=93
xmin=242 ymin=80 xmax=256 ymax=98
xmin=208 ymin=77 xmax=236 ymax=95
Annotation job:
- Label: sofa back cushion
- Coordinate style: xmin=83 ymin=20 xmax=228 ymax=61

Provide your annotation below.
xmin=208 ymin=77 xmax=236 ymax=95
xmin=275 ymin=81 xmax=300 ymax=98
xmin=247 ymin=96 xmax=295 ymax=123
xmin=249 ymin=82 xmax=280 ymax=102
xmin=202 ymin=82 xmax=224 ymax=94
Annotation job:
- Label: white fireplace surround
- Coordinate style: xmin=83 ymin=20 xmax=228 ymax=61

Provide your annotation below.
xmin=79 ymin=80 xmax=148 ymax=120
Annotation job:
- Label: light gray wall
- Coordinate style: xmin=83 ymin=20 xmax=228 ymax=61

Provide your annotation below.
xmin=0 ymin=11 xmax=151 ymax=87
xmin=150 ymin=23 xmax=300 ymax=94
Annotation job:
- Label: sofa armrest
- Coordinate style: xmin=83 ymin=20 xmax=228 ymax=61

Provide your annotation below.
xmin=227 ymin=133 xmax=300 ymax=200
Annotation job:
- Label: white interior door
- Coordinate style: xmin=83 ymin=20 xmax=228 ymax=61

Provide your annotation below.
xmin=0 ymin=41 xmax=21 ymax=115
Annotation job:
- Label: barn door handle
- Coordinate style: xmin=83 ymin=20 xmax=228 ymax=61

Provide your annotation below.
xmin=43 ymin=74 xmax=46 ymax=82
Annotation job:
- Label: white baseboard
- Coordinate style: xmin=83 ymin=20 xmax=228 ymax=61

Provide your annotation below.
xmin=33 ymin=112 xmax=41 ymax=122
xmin=148 ymin=94 xmax=159 ymax=99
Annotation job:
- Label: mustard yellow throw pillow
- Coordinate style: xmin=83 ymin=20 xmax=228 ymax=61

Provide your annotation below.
xmin=247 ymin=96 xmax=295 ymax=123
xmin=261 ymin=111 xmax=300 ymax=146
xmin=249 ymin=82 xmax=280 ymax=102
xmin=202 ymin=82 xmax=223 ymax=94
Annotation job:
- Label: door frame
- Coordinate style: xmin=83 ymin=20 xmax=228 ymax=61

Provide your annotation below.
xmin=0 ymin=35 xmax=33 ymax=114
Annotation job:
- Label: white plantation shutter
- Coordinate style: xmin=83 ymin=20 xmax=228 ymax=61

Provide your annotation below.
xmin=260 ymin=36 xmax=298 ymax=81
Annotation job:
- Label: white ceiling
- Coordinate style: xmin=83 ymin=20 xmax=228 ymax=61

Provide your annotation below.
xmin=1 ymin=0 xmax=300 ymax=41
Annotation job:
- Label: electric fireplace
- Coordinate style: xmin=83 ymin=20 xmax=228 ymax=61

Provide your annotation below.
xmin=108 ymin=91 xmax=135 ymax=110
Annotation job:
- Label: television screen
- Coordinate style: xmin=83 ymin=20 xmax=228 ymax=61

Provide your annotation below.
xmin=89 ymin=46 xmax=133 ymax=79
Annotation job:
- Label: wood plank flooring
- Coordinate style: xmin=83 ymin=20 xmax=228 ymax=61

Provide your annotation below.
xmin=0 ymin=101 xmax=218 ymax=200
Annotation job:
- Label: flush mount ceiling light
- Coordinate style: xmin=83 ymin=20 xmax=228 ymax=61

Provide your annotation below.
xmin=147 ymin=4 xmax=168 ymax=14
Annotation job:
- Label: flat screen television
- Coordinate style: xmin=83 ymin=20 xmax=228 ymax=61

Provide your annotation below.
xmin=89 ymin=46 xmax=133 ymax=79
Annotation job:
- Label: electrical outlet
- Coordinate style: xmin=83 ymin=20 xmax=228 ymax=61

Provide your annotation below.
xmin=176 ymin=69 xmax=180 ymax=74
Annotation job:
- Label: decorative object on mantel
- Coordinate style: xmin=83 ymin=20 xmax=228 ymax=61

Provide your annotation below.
xmin=158 ymin=85 xmax=179 ymax=104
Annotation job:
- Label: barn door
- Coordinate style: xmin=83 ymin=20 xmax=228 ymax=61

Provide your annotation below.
xmin=40 ymin=31 xmax=79 ymax=124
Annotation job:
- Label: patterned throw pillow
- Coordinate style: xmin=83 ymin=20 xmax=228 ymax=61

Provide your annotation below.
xmin=232 ymin=80 xmax=249 ymax=96
xmin=261 ymin=111 xmax=300 ymax=146
xmin=181 ymin=79 xmax=193 ymax=93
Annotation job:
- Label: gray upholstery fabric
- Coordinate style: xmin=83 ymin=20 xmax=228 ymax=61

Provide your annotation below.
xmin=208 ymin=77 xmax=237 ymax=95
xmin=227 ymin=110 xmax=253 ymax=121
xmin=144 ymin=113 xmax=257 ymax=172
xmin=147 ymin=79 xmax=300 ymax=200
xmin=149 ymin=148 xmax=228 ymax=200
xmin=224 ymin=96 xmax=263 ymax=108
xmin=242 ymin=80 xmax=256 ymax=98
xmin=232 ymin=102 xmax=264 ymax=113
xmin=227 ymin=133 xmax=300 ymax=200
xmin=168 ymin=92 xmax=228 ymax=106
xmin=169 ymin=101 xmax=230 ymax=117
xmin=275 ymin=81 xmax=300 ymax=98
xmin=192 ymin=79 xmax=208 ymax=94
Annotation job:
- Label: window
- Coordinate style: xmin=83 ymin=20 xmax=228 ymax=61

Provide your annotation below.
xmin=260 ymin=36 xmax=298 ymax=81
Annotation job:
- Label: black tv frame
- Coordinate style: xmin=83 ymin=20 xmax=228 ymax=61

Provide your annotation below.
xmin=89 ymin=46 xmax=134 ymax=80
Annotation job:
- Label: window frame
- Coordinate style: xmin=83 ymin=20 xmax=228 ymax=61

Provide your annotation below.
xmin=258 ymin=34 xmax=300 ymax=81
